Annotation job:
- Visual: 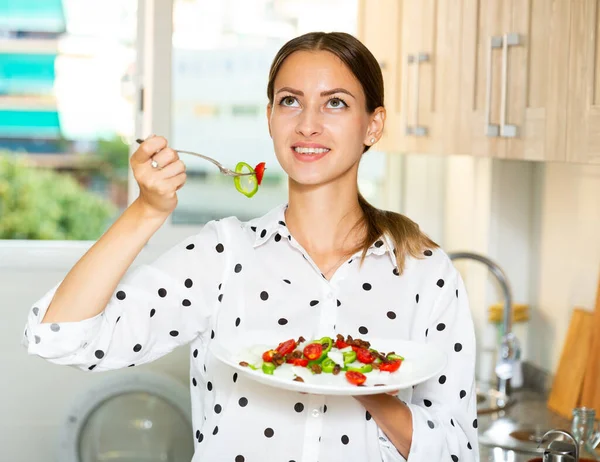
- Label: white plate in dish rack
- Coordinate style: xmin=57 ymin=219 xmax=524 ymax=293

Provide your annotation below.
xmin=209 ymin=339 xmax=447 ymax=396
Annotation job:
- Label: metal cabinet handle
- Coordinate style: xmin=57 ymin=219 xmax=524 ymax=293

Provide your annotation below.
xmin=413 ymin=52 xmax=429 ymax=137
xmin=402 ymin=54 xmax=414 ymax=135
xmin=500 ymin=33 xmax=521 ymax=138
xmin=485 ymin=36 xmax=503 ymax=137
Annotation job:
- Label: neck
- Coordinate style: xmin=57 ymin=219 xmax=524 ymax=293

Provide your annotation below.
xmin=285 ymin=177 xmax=365 ymax=257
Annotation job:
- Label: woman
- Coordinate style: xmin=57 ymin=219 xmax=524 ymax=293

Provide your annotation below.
xmin=23 ymin=32 xmax=478 ymax=462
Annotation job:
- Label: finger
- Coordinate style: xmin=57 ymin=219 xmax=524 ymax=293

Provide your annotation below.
xmin=150 ymin=147 xmax=179 ymax=169
xmin=166 ymin=172 xmax=187 ymax=192
xmin=131 ymin=136 xmax=168 ymax=165
xmin=158 ymin=159 xmax=186 ymax=179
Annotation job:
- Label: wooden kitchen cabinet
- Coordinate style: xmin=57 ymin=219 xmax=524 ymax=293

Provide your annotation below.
xmin=456 ymin=0 xmax=511 ymax=158
xmin=357 ymin=0 xmax=463 ymax=156
xmin=565 ymin=0 xmax=600 ymax=164
xmin=358 ymin=0 xmax=596 ymax=164
xmin=456 ymin=0 xmax=569 ymax=162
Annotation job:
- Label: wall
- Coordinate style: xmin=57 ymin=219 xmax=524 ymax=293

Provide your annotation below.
xmin=0 ymin=242 xmax=189 ymax=462
xmin=399 ymin=154 xmax=600 ymax=375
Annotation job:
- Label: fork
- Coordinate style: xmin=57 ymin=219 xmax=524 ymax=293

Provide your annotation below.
xmin=135 ymin=138 xmax=253 ymax=177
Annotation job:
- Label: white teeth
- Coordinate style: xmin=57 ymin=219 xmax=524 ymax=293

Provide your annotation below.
xmin=294 ymin=147 xmax=330 ymax=154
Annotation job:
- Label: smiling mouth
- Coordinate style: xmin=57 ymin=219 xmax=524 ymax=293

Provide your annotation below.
xmin=292 ymin=147 xmax=331 ymax=155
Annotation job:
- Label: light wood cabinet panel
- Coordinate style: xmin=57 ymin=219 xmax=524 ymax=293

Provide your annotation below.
xmin=357 ymin=0 xmax=403 ymax=152
xmin=457 ymin=0 xmax=511 ymax=158
xmin=566 ymin=0 xmax=600 ymax=164
xmin=503 ymin=0 xmax=569 ymax=162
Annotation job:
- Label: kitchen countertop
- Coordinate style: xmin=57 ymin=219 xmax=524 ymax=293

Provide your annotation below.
xmin=478 ymin=389 xmax=573 ymax=462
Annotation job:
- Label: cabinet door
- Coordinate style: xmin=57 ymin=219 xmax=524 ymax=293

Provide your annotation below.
xmin=457 ymin=0 xmax=512 ymax=157
xmin=357 ymin=0 xmax=403 ymax=153
xmin=392 ymin=0 xmax=462 ymax=155
xmin=395 ymin=0 xmax=421 ymax=153
xmin=566 ymin=0 xmax=600 ymax=164
xmin=502 ymin=0 xmax=569 ymax=161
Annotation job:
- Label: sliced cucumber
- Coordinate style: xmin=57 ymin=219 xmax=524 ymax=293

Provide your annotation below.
xmin=233 ymin=162 xmax=258 ymax=198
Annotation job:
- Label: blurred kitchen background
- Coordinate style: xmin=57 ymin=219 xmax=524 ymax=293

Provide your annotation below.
xmin=1 ymin=0 xmax=599 ymax=461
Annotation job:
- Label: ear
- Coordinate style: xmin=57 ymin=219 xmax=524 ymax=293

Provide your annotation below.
xmin=364 ymin=107 xmax=386 ymax=146
xmin=266 ymin=104 xmax=273 ymax=138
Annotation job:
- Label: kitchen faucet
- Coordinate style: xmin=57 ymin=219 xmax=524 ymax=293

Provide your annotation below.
xmin=447 ymin=251 xmax=521 ymax=403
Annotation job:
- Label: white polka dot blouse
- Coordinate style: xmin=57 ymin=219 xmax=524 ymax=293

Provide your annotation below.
xmin=23 ymin=203 xmax=479 ymax=462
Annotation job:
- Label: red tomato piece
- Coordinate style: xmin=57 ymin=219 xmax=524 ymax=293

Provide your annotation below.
xmin=262 ymin=350 xmax=276 ymax=363
xmin=303 ymin=343 xmax=323 ymax=360
xmin=379 ymin=359 xmax=402 ymax=373
xmin=254 ymin=162 xmax=266 ymax=185
xmin=345 ymin=370 xmax=367 ymax=386
xmin=356 ymin=348 xmax=375 ymax=364
xmin=286 ymin=357 xmax=309 ymax=367
xmin=276 ymin=339 xmax=296 ymax=356
xmin=335 ymin=339 xmax=349 ymax=349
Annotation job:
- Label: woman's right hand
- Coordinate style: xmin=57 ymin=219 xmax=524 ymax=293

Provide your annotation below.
xmin=130 ymin=136 xmax=187 ymax=218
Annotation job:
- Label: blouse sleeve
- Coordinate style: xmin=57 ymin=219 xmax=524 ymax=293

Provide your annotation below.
xmin=22 ymin=220 xmax=227 ymax=372
xmin=405 ymin=257 xmax=479 ymax=461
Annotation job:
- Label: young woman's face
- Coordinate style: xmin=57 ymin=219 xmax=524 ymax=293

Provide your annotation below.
xmin=267 ymin=50 xmax=382 ymax=187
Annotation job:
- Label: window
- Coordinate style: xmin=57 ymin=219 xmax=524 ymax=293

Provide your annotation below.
xmin=0 ymin=0 xmax=137 ymax=241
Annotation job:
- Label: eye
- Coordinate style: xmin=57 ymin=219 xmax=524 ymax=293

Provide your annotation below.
xmin=326 ymin=97 xmax=348 ymax=109
xmin=279 ymin=96 xmax=299 ymax=107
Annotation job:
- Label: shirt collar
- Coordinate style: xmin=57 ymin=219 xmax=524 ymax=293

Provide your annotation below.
xmin=250 ymin=203 xmax=289 ymax=247
xmin=249 ymin=203 xmax=399 ymax=266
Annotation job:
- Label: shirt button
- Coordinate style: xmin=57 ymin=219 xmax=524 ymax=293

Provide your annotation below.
xmin=327 ymin=292 xmax=334 ymax=300
xmin=311 ymin=409 xmax=320 ymax=417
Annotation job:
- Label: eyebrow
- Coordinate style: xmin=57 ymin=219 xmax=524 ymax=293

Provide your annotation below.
xmin=275 ymin=87 xmax=356 ymax=99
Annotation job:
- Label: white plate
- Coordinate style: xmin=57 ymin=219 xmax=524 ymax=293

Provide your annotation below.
xmin=209 ymin=339 xmax=447 ymax=396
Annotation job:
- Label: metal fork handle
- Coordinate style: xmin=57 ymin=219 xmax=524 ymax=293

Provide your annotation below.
xmin=135 ymin=139 xmax=252 ymax=176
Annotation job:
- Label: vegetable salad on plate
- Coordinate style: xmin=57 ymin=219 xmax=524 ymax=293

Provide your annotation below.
xmin=238 ymin=334 xmax=405 ymax=387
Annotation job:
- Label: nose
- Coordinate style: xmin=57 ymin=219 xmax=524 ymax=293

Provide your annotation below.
xmin=295 ymin=107 xmax=323 ymax=138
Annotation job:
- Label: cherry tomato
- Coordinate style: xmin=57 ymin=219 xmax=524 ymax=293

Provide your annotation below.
xmin=345 ymin=370 xmax=367 ymax=386
xmin=379 ymin=359 xmax=402 ymax=373
xmin=335 ymin=338 xmax=349 ymax=349
xmin=254 ymin=162 xmax=266 ymax=185
xmin=303 ymin=343 xmax=323 ymax=360
xmin=356 ymin=348 xmax=375 ymax=364
xmin=276 ymin=339 xmax=296 ymax=356
xmin=286 ymin=357 xmax=309 ymax=367
xmin=262 ymin=350 xmax=276 ymax=362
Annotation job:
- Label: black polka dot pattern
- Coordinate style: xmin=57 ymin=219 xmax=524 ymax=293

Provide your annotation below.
xmin=451 ymin=455 xmax=458 ymax=462
xmin=341 ymin=435 xmax=349 ymax=445
xmin=437 ymin=279 xmax=445 ymax=288
xmin=264 ymin=428 xmax=274 ymax=438
xmin=424 ymin=249 xmax=433 ymax=256
xmin=454 ymin=343 xmax=463 ymax=352
xmin=158 ymin=288 xmax=167 ymax=298
xmin=116 ymin=291 xmax=126 ymax=300
xmin=234 ymin=264 xmax=242 ymax=273
xmin=184 ymin=279 xmax=193 ymax=288
xmin=427 ymin=420 xmax=435 ymax=429
xmin=260 ymin=291 xmax=269 ymax=301
xmin=216 ymin=243 xmax=224 ymax=253
xmin=358 ymin=326 xmax=368 ymax=335
xmin=439 ymin=375 xmax=447 ymax=384
xmin=424 ymin=399 xmax=432 ymax=407
xmin=460 ymin=390 xmax=467 ymax=399
xmin=362 ymin=283 xmax=372 ymax=291
xmin=278 ymin=318 xmax=288 ymax=325
xmin=294 ymin=402 xmax=304 ymax=412
xmin=387 ymin=311 xmax=396 ymax=319
xmin=437 ymin=323 xmax=446 ymax=331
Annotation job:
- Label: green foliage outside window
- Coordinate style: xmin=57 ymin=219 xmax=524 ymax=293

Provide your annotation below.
xmin=0 ymin=152 xmax=117 ymax=240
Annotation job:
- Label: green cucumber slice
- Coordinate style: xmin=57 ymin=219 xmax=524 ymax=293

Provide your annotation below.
xmin=233 ymin=162 xmax=258 ymax=198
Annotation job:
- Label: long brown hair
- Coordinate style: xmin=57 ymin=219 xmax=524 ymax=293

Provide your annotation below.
xmin=267 ymin=32 xmax=438 ymax=274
